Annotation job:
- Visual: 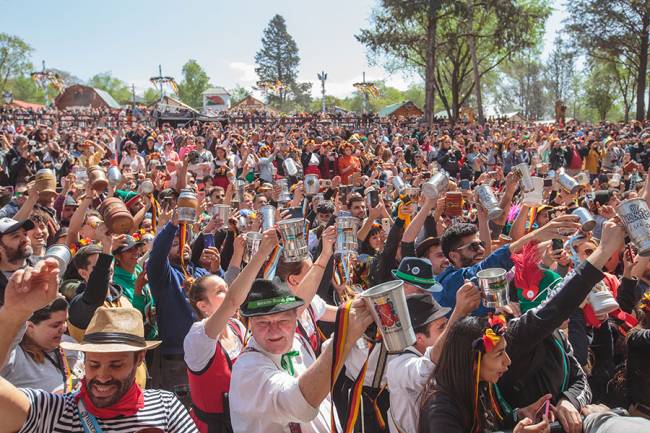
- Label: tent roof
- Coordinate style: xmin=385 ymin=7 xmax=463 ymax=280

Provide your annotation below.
xmin=10 ymin=100 xmax=45 ymax=110
xmin=202 ymin=87 xmax=230 ymax=96
xmin=157 ymin=95 xmax=199 ymax=113
xmin=91 ymin=88 xmax=121 ymax=109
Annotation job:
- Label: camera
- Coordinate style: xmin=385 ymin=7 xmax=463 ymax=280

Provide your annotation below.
xmin=187 ymin=150 xmax=201 ymax=165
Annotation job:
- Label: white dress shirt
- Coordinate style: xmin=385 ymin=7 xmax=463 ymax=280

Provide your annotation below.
xmin=229 ymin=335 xmax=340 ymax=433
xmin=344 ymin=339 xmax=396 ymax=387
xmin=385 ymin=346 xmax=435 ymax=433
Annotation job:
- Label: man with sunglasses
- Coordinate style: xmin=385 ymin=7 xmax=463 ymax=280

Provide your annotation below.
xmin=436 ymin=216 xmax=581 ymax=315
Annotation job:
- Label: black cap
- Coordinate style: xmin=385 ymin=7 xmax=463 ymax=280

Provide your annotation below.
xmin=240 ymin=279 xmax=305 ymax=317
xmin=391 ymin=257 xmax=442 ymax=293
xmin=112 ymin=235 xmax=145 ymax=255
xmin=406 ymin=294 xmax=451 ymax=329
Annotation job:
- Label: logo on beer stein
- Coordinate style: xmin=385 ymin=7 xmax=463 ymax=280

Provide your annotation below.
xmin=374 ymin=298 xmax=401 ymax=329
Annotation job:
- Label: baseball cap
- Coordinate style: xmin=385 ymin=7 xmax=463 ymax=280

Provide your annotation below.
xmin=0 ymin=218 xmax=34 ymax=235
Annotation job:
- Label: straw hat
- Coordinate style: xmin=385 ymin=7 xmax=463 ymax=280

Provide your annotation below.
xmin=61 ymin=307 xmax=161 ymax=352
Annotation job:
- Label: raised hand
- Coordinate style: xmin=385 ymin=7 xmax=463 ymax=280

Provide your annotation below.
xmin=2 ymin=258 xmax=60 ymax=320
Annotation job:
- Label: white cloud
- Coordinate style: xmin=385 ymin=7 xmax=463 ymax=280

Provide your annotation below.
xmin=228 ymin=62 xmax=258 ymax=84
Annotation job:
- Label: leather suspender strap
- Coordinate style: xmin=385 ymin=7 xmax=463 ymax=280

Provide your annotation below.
xmin=371 ymin=344 xmax=388 ymax=390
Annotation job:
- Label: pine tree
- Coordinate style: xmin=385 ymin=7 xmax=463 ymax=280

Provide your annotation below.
xmin=255 ymin=15 xmax=302 ymax=106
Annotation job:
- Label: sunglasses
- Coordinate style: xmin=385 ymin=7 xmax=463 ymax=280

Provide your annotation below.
xmin=454 ymin=240 xmax=486 ymax=252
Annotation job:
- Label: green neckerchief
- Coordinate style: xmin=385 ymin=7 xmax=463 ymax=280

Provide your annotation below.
xmin=280 ymin=350 xmax=300 ymax=376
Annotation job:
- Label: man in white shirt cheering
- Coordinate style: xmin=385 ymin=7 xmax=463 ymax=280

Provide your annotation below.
xmin=229 ymin=279 xmax=373 ymax=433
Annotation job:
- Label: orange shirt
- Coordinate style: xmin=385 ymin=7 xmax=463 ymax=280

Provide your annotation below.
xmin=338 ymin=155 xmax=361 ymax=184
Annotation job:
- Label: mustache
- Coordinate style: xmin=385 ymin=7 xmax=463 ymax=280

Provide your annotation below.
xmin=88 ymin=378 xmax=121 ymax=388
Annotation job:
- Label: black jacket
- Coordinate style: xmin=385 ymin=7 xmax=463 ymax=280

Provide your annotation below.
xmin=419 ymin=261 xmax=602 ymax=433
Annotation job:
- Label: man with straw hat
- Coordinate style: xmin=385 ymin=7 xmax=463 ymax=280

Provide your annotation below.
xmin=0 ymin=258 xmax=197 ymax=432
xmin=229 ymin=279 xmax=373 ymax=433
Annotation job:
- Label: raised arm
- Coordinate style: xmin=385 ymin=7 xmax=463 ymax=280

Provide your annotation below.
xmin=401 ymin=197 xmax=436 ymax=244
xmin=291 ymin=226 xmax=335 ymax=309
xmin=509 ymin=204 xmax=531 ymax=241
xmin=66 ymin=185 xmax=95 ymax=245
xmin=0 ymin=259 xmax=59 ymax=433
xmin=203 ymin=229 xmax=279 ymax=340
xmin=13 ymin=183 xmax=38 ymax=222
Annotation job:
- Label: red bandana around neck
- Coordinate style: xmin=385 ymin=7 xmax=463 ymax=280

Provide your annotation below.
xmin=75 ymin=379 xmax=144 ymax=419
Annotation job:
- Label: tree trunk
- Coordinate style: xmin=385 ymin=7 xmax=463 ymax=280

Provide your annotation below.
xmin=636 ymin=14 xmax=649 ymax=120
xmin=424 ymin=0 xmax=440 ymax=127
xmin=467 ymin=1 xmax=484 ymax=124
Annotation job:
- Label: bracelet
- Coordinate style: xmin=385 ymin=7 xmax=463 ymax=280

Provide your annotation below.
xmin=313 ymin=262 xmax=326 ymax=271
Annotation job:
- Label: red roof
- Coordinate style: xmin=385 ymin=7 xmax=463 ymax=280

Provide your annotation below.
xmin=11 ymin=100 xmax=45 ymax=110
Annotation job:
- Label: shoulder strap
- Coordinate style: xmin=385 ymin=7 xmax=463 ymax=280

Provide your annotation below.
xmin=77 ymin=399 xmax=104 ymax=433
xmin=371 ymin=344 xmax=389 ymax=390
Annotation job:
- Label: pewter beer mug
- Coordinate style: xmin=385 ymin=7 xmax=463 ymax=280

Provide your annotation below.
xmin=422 ymin=172 xmax=449 ymax=200
xmin=277 ymin=218 xmax=310 ymax=262
xmin=475 ymin=185 xmax=504 ymax=220
xmin=277 ymin=179 xmax=292 ymax=204
xmin=391 ymin=176 xmax=407 ymax=195
xmin=283 ymin=158 xmax=298 ymax=177
xmin=233 ymin=180 xmax=246 ymax=203
xmin=617 ymin=198 xmax=650 ymax=256
xmin=513 ymin=163 xmax=535 ymax=193
xmin=556 ymin=169 xmax=580 ymax=194
xmin=477 ymin=268 xmax=509 ymax=308
xmin=336 ymin=216 xmax=360 ymax=255
xmin=360 ymin=280 xmax=416 ymax=353
xmin=587 ymin=283 xmax=619 ymax=317
xmin=522 ymin=177 xmax=544 ymax=206
xmin=44 ymin=244 xmax=72 ymax=276
xmin=259 ymin=205 xmax=276 ymax=231
xmin=243 ymin=232 xmax=263 ymax=263
xmin=572 ymin=207 xmax=596 ymax=232
xmin=304 ymin=174 xmax=320 ymax=196
xmin=107 ymin=166 xmax=123 ymax=187
xmin=212 ymin=204 xmax=230 ymax=229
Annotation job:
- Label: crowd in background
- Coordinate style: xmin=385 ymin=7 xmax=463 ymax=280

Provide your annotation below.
xmin=0 ymin=107 xmax=648 ymax=433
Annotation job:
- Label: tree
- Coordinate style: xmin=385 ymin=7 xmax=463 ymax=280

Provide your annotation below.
xmin=143 ymin=87 xmax=161 ymax=105
xmin=0 ymin=34 xmax=33 ymax=93
xmin=545 ymin=34 xmax=575 ymax=102
xmin=566 ymin=0 xmax=650 ymax=120
xmin=88 ymin=72 xmax=131 ymax=104
xmin=357 ymin=1 xmax=444 ymax=127
xmin=177 ymin=59 xmax=211 ymax=109
xmin=585 ymin=62 xmax=616 ymax=121
xmin=255 ymin=14 xmax=301 ymax=106
xmin=497 ymin=50 xmax=548 ymax=120
xmin=230 ymin=85 xmax=251 ymax=105
xmin=6 ymin=75 xmax=44 ymax=103
xmin=49 ymin=68 xmax=82 ymax=87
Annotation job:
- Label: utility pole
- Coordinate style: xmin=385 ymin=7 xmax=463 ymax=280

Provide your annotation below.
xmin=131 ymin=84 xmax=136 ymax=109
xmin=317 ymin=71 xmax=327 ymax=113
xmin=30 ymin=60 xmax=58 ymax=106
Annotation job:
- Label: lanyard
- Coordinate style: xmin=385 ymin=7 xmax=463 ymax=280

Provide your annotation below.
xmin=77 ymin=398 xmax=104 ymax=433
xmin=44 ymin=348 xmax=73 ymax=393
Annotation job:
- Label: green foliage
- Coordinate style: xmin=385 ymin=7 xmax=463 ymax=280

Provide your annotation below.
xmin=177 ymin=59 xmax=211 ymax=109
xmin=6 ymin=75 xmax=44 ymax=104
xmin=143 ymin=87 xmax=161 ymax=105
xmin=230 ymin=85 xmax=251 ymax=105
xmin=88 ymin=72 xmax=131 ymax=104
xmin=584 ymin=62 xmax=616 ymax=121
xmin=0 ymin=33 xmax=33 ymax=93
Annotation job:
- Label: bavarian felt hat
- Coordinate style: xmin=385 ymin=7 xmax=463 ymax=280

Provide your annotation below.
xmin=60 ymin=306 xmax=161 ymax=352
xmin=406 ymin=294 xmax=451 ymax=329
xmin=240 ymin=279 xmax=305 ymax=317
xmin=391 ymin=257 xmax=442 ymax=293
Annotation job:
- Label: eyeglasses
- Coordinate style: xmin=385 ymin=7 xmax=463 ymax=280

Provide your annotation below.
xmin=454 ymin=240 xmax=485 ymax=252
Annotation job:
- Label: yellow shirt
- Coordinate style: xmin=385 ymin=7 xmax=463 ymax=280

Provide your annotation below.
xmin=584 ymin=149 xmax=603 ymax=174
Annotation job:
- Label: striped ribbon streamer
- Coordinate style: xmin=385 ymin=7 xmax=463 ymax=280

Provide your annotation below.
xmin=527 ymin=206 xmax=538 ymax=233
xmin=330 ymin=302 xmax=374 ymax=433
xmin=149 ymin=194 xmax=159 ymax=231
xmin=262 ymin=245 xmax=283 ymax=280
xmin=179 ymin=223 xmax=189 ymax=278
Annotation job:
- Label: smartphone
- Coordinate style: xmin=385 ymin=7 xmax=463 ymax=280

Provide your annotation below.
xmin=459 ymin=179 xmax=471 ymax=191
xmin=552 ymin=238 xmax=564 ymax=251
xmin=534 ymin=399 xmax=550 ymax=423
xmin=367 ymin=189 xmax=379 ymax=208
xmin=543 ymin=178 xmax=553 ymax=188
xmin=381 ymin=218 xmax=391 ymax=235
xmin=320 ymin=179 xmax=332 ymax=188
xmin=288 ymin=206 xmax=304 ymax=219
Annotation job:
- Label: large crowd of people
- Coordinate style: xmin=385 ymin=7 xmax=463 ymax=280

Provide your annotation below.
xmin=0 ymin=107 xmax=649 ymax=433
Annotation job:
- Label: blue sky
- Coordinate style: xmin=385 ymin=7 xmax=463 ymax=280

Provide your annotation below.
xmin=0 ymin=0 xmax=565 ymax=98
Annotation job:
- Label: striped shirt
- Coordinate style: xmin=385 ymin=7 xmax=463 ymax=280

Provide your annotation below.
xmin=18 ymin=388 xmax=198 ymax=432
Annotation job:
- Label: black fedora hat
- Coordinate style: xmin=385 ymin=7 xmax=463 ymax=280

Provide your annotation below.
xmin=240 ymin=279 xmax=305 ymax=317
xmin=415 ymin=236 xmax=440 ymax=258
xmin=406 ymin=294 xmax=451 ymax=330
xmin=391 ymin=257 xmax=442 ymax=293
